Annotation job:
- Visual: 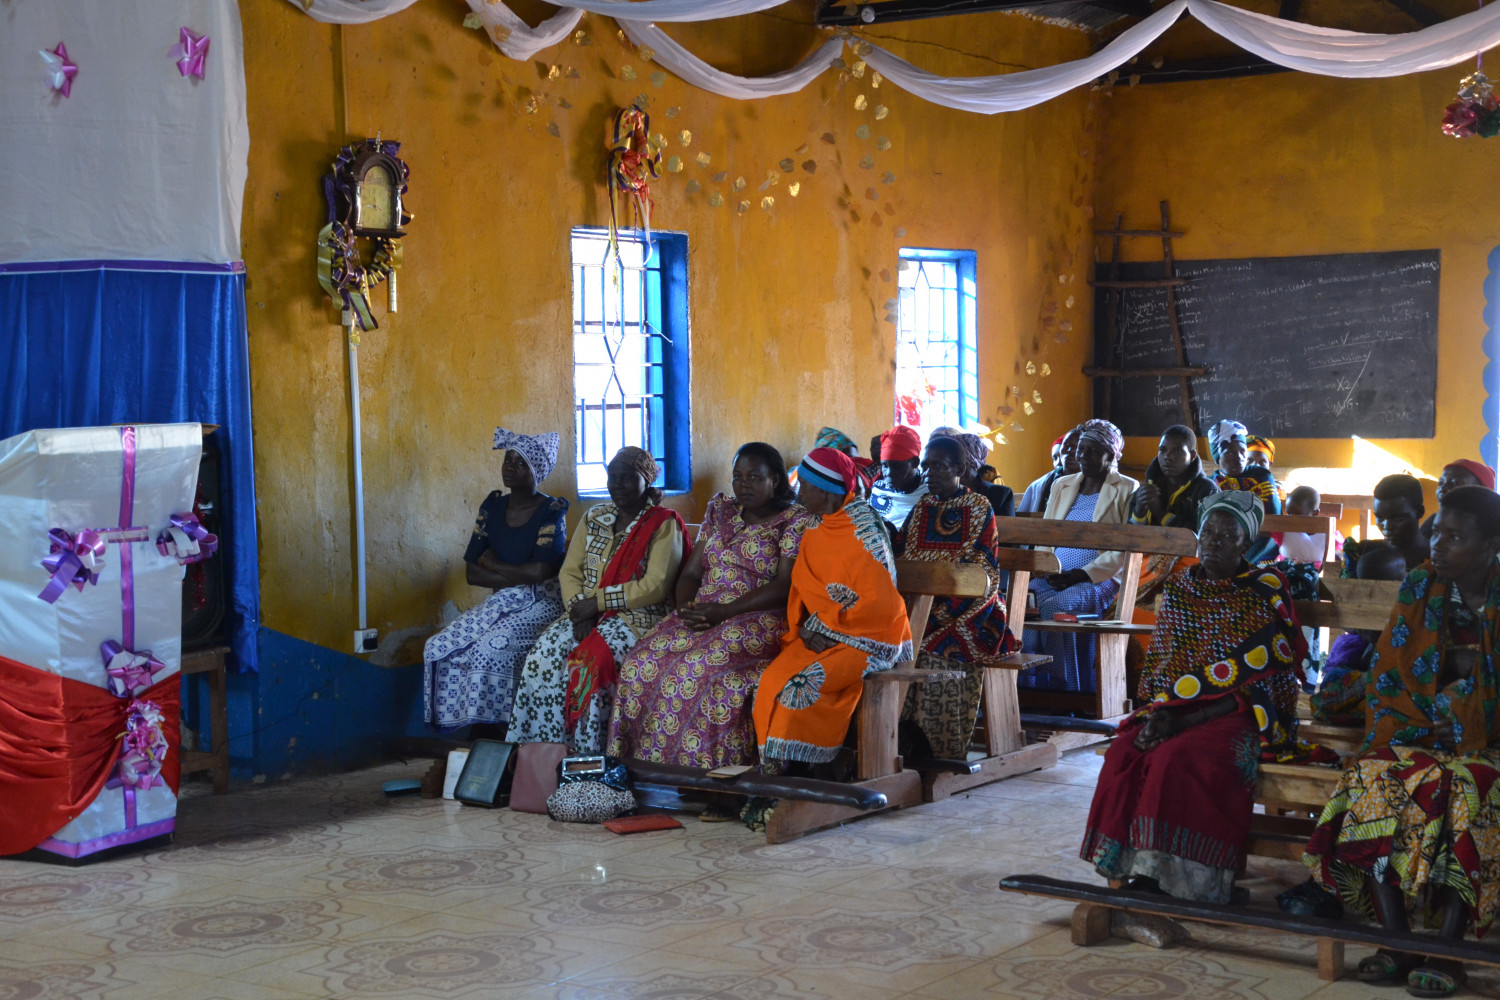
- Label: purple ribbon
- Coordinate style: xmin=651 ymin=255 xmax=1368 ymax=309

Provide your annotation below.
xmin=37 ymin=527 xmax=106 ymax=603
xmin=101 ymin=640 xmax=165 ymax=698
xmin=155 ymin=512 xmax=218 ymax=564
xmin=170 ymin=27 xmax=209 ymax=80
xmin=119 ymin=427 xmax=137 ymax=649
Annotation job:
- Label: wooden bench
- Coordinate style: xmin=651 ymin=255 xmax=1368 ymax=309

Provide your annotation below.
xmin=1260 ymin=513 xmax=1339 ymax=566
xmin=1001 ymin=874 xmax=1500 ymax=982
xmin=180 ymin=645 xmax=231 ymax=794
xmin=991 ymin=518 xmax=1199 ymax=723
xmin=764 ymin=555 xmax=1060 ymax=839
xmin=1322 ymin=493 xmax=1375 ymax=543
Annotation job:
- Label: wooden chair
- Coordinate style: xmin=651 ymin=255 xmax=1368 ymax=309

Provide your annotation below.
xmin=990 ymin=518 xmax=1199 ymax=723
xmin=180 ymin=645 xmax=231 ymax=794
xmin=1322 ymin=493 xmax=1375 ymax=543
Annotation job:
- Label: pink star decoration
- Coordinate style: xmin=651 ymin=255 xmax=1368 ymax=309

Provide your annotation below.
xmin=170 ymin=27 xmax=210 ymax=80
xmin=40 ymin=42 xmax=78 ymax=97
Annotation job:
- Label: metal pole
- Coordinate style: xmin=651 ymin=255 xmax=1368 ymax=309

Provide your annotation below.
xmin=346 ymin=311 xmax=367 ymax=632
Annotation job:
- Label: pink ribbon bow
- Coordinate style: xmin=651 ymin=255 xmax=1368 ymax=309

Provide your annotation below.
xmin=156 ymin=512 xmax=218 ymax=564
xmin=101 ymin=640 xmax=166 ymax=698
xmin=118 ymin=700 xmax=168 ymax=792
xmin=170 ymin=27 xmax=209 ymax=80
xmin=40 ymin=42 xmax=78 ymax=97
xmin=38 ymin=528 xmax=106 ymax=603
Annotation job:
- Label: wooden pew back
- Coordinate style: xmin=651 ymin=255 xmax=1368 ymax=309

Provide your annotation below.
xmin=1321 ymin=493 xmax=1375 ymax=542
xmin=1261 ymin=513 xmax=1338 ymax=565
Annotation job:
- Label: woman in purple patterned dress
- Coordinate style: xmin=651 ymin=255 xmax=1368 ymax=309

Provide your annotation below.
xmin=609 ymin=443 xmax=810 ymax=769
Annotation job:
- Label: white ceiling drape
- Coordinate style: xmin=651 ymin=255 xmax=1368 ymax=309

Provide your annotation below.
xmin=286 ymin=0 xmax=1500 ymax=113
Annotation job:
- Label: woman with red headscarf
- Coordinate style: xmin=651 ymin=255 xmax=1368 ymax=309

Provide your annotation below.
xmin=1421 ymin=459 xmax=1497 ymax=545
xmin=754 ymin=448 xmax=912 ymax=772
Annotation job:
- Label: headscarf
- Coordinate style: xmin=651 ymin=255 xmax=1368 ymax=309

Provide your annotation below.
xmin=1208 ymin=419 xmax=1248 ymax=463
xmin=929 ymin=425 xmax=962 ymax=441
xmin=611 ymin=445 xmax=659 ymax=484
xmin=1446 ymin=459 xmax=1498 ymax=492
xmin=880 ymin=425 xmax=922 ymax=463
xmin=927 ymin=426 xmax=987 ymax=475
xmin=1198 ymin=489 xmax=1265 ymax=539
xmin=1076 ymin=419 xmax=1124 ymax=466
xmin=1246 ymin=435 xmax=1275 ymax=465
xmin=492 ymin=427 xmax=561 ymax=483
xmin=799 ymin=447 xmax=859 ymax=496
xmin=814 ymin=427 xmax=857 ymax=453
xmin=1050 ymin=434 xmax=1067 ymax=466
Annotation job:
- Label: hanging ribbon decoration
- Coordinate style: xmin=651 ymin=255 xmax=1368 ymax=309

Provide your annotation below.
xmin=316 ymin=138 xmax=412 ymax=333
xmin=606 ymin=106 xmax=661 ymax=268
xmin=101 ymin=640 xmax=167 ymax=698
xmin=38 ymin=528 xmax=107 ymax=603
xmin=40 ymin=42 xmax=78 ymax=98
xmin=170 ymin=27 xmax=211 ymax=80
xmin=1442 ymin=0 xmax=1498 ymax=137
xmin=155 ymin=512 xmax=218 ymax=565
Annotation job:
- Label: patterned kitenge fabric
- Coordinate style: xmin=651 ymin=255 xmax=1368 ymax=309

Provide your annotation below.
xmin=608 ymin=495 xmax=810 ymax=769
xmin=491 ymin=427 xmax=561 ymax=483
xmin=509 ymin=501 xmax=686 ymax=753
xmin=1019 ymin=491 xmax=1118 ymax=694
xmin=1213 ymin=467 xmax=1284 ymax=516
xmin=1303 ymin=562 xmax=1500 ymax=935
xmin=753 ymin=495 xmax=913 ymax=764
xmin=1137 ymin=563 xmax=1306 ymax=762
xmin=423 ymin=493 xmax=568 ymax=728
xmin=1129 ymin=456 xmax=1219 ymax=528
xmin=1082 ymin=562 xmax=1304 ymax=903
xmin=896 ymin=488 xmax=1016 ymax=759
xmin=1310 ymin=631 xmax=1375 ymax=725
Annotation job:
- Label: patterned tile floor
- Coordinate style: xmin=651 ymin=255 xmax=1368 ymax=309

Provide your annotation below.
xmin=5 ymin=749 xmax=1500 ymax=999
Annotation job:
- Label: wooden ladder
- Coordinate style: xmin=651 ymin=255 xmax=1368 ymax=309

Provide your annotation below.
xmin=1085 ymin=200 xmax=1203 ymax=429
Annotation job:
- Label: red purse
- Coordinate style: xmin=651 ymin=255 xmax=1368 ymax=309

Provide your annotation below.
xmin=602 ymin=814 xmax=683 ymax=835
xmin=508 ymin=742 xmax=568 ymax=814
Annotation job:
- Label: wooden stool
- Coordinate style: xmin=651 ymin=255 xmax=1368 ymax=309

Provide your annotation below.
xmin=180 ymin=645 xmax=231 ymax=794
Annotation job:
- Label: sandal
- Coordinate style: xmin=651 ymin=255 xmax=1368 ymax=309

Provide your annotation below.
xmin=1407 ymin=960 xmax=1467 ymax=998
xmin=698 ymin=803 xmax=738 ymax=823
xmin=1357 ymin=950 xmax=1421 ymax=984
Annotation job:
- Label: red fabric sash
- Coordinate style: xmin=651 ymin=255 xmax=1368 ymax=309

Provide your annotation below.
xmin=0 ymin=653 xmax=180 ymax=856
xmin=564 ymin=505 xmax=689 ymax=730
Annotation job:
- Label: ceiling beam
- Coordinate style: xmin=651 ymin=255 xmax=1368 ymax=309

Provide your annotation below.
xmin=1129 ymin=55 xmax=1291 ymax=83
xmin=815 ymin=0 xmax=1151 ymax=26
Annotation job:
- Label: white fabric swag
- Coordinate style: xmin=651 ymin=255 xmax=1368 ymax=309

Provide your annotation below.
xmin=289 ymin=0 xmax=1500 ymax=113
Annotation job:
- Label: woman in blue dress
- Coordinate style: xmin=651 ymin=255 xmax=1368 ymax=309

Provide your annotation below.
xmin=1020 ymin=419 xmax=1138 ymax=694
xmin=423 ymin=428 xmax=568 ymax=730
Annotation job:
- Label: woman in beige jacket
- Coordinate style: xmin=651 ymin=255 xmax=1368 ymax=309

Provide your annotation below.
xmin=1019 ymin=419 xmax=1138 ymax=695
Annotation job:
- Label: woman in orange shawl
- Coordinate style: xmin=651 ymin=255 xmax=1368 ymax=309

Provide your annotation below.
xmin=754 ymin=448 xmax=912 ymax=769
xmin=1303 ymin=486 xmax=1500 ymax=995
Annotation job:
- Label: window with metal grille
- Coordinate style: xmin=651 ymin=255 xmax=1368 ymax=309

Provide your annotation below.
xmin=895 ymin=248 xmax=978 ymax=431
xmin=571 ymin=229 xmax=691 ymax=495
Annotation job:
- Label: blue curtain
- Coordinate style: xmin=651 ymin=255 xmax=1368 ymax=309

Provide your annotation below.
xmin=0 ymin=261 xmax=260 ymax=672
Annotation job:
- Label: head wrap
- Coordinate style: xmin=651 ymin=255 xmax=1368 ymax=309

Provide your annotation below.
xmin=1076 ymin=419 xmax=1124 ymax=466
xmin=799 ymin=447 xmax=859 ymax=496
xmin=1445 ymin=459 xmax=1497 ymax=492
xmin=1246 ymin=435 xmax=1275 ymax=464
xmin=1197 ymin=489 xmax=1265 ymax=539
xmin=814 ymin=427 xmax=857 ymax=453
xmin=492 ymin=427 xmax=561 ymax=483
xmin=1208 ymin=419 xmax=1248 ymax=463
xmin=610 ymin=445 xmax=659 ymax=485
xmin=955 ymin=434 xmax=989 ymax=475
xmin=929 ymin=426 xmax=962 ymax=441
xmin=1050 ymin=435 xmax=1067 ymax=466
xmin=880 ymin=425 xmax=922 ymax=463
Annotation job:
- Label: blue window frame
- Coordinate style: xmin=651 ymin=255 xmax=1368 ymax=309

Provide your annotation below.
xmin=895 ymin=248 xmax=978 ymax=430
xmin=571 ymin=229 xmax=691 ymax=495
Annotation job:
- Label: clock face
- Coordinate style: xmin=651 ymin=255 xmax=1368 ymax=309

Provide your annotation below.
xmin=357 ymin=165 xmax=396 ymax=232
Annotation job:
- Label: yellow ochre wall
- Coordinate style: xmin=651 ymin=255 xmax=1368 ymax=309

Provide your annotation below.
xmin=239 ymin=2 xmax=1101 ymax=657
xmin=1095 ymin=67 xmax=1500 ymax=484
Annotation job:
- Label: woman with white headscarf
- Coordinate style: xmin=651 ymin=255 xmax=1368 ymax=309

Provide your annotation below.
xmin=423 ymin=428 xmax=569 ymax=731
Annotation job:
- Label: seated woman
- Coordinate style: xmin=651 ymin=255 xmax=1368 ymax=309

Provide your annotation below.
xmin=609 ymin=443 xmax=810 ymax=769
xmin=895 ymin=436 xmax=1014 ymax=759
xmin=1018 ymin=427 xmax=1081 ymax=514
xmin=1019 ymin=419 xmax=1138 ymax=695
xmin=423 ymin=429 xmax=568 ymax=731
xmin=869 ymin=425 xmax=929 ymax=530
xmin=1209 ymin=420 xmax=1282 ymax=563
xmin=1082 ymin=492 xmax=1305 ymax=904
xmin=1302 ymin=486 xmax=1500 ymax=995
xmin=1246 ymin=434 xmax=1288 ymax=511
xmin=753 ymin=448 xmax=912 ymax=773
xmin=1420 ymin=459 xmax=1496 ymax=543
xmin=509 ymin=447 xmax=688 ymax=753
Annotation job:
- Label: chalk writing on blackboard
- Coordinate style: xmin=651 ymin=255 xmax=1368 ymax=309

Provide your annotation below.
xmin=1093 ymin=250 xmax=1439 ymax=439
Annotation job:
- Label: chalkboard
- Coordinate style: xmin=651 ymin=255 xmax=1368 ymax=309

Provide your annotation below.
xmin=1092 ymin=250 xmax=1440 ymax=439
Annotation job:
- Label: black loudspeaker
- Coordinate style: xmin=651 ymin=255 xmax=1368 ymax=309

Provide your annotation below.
xmin=181 ymin=428 xmax=229 ymax=651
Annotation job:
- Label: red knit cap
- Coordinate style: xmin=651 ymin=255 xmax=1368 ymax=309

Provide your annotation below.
xmin=1445 ymin=459 xmax=1497 ymax=491
xmin=879 ymin=425 xmax=922 ymax=462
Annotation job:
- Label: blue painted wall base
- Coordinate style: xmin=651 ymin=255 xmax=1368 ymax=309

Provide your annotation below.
xmin=181 ymin=627 xmax=430 ymax=782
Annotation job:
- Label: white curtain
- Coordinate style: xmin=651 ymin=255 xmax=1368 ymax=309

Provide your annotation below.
xmin=0 ymin=0 xmax=248 ymax=264
xmin=285 ymin=0 xmax=1500 ymax=115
